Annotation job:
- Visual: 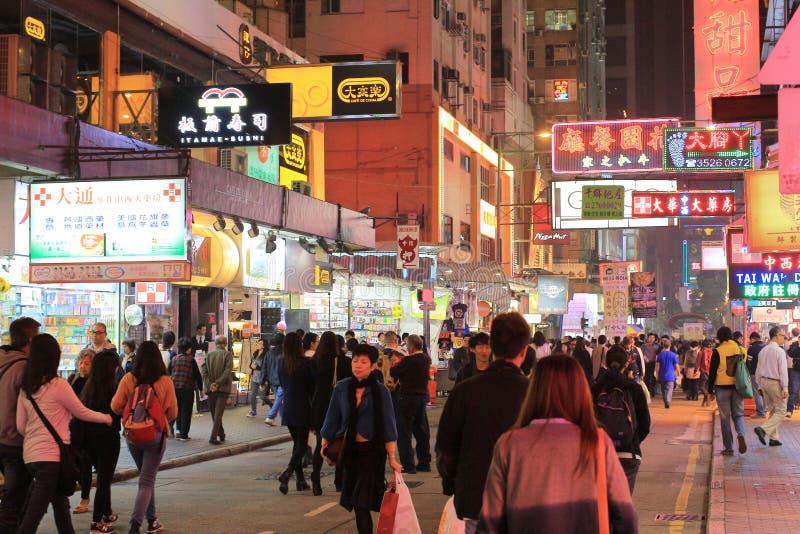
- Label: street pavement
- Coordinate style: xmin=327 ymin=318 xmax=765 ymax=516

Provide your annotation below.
xmin=36 ymin=390 xmax=800 ymax=533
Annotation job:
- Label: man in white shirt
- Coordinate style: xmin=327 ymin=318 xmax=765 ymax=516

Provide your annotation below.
xmin=755 ymin=326 xmax=790 ymax=447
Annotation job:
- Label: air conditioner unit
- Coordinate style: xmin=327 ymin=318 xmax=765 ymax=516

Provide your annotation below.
xmin=220 ymin=147 xmax=248 ymax=174
xmin=292 ymin=180 xmax=312 ymax=196
xmin=481 ymin=102 xmax=491 ymax=112
xmin=444 ymin=67 xmax=459 ymax=80
xmin=456 ymin=11 xmax=466 ymax=22
xmin=463 ymin=86 xmax=474 ymax=96
xmin=533 ymin=96 xmax=545 ymax=104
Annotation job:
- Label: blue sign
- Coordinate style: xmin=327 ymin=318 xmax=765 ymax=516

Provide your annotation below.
xmin=537 ymin=275 xmax=569 ymax=314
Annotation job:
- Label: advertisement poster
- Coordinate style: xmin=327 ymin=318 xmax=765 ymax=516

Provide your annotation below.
xmin=581 ymin=185 xmax=625 ymax=219
xmin=745 ymin=170 xmax=800 ymax=252
xmin=630 ymin=272 xmax=657 ymax=318
xmin=537 ymin=275 xmax=569 ymax=314
xmin=396 ymin=224 xmax=419 ymax=269
xmin=683 ymin=323 xmax=705 ymax=341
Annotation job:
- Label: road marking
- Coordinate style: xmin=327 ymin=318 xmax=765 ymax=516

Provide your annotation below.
xmin=304 ymin=501 xmax=338 ymax=517
xmin=669 ymin=419 xmax=702 ymax=534
xmin=257 ymin=531 xmax=276 ymax=534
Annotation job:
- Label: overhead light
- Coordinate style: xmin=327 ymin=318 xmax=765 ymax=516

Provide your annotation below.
xmin=299 ymin=237 xmax=316 ymax=254
xmin=265 ymin=231 xmax=277 ymax=254
xmin=212 ymin=214 xmax=226 ymax=232
xmin=359 ymin=206 xmax=372 ymax=215
xmin=231 ymin=217 xmax=244 ymax=235
xmin=317 ymin=237 xmax=332 ymax=253
xmin=247 ymin=223 xmax=260 ymax=238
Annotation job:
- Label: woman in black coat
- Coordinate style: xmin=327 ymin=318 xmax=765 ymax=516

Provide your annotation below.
xmin=572 ymin=337 xmax=594 ymax=385
xmin=277 ymin=332 xmax=315 ymax=494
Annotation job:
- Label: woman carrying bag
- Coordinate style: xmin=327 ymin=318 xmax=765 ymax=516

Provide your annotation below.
xmin=15 ymin=334 xmax=112 ymax=534
xmin=477 ymin=354 xmax=637 ymax=534
xmin=320 ymin=343 xmax=401 ymax=534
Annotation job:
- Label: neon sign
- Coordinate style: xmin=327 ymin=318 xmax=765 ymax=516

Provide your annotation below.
xmin=694 ymin=0 xmax=760 ymax=122
xmin=552 ymin=118 xmax=679 ymax=174
xmin=553 ymin=80 xmax=569 ymax=101
xmin=663 ymin=127 xmax=753 ymax=171
xmin=631 ymin=191 xmax=735 ymax=218
xmin=727 ymin=227 xmax=800 ymax=299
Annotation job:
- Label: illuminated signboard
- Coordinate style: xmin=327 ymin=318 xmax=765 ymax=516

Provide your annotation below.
xmin=29 ymin=179 xmax=190 ymax=283
xmin=479 ymin=200 xmax=497 ymax=238
xmin=745 ymin=170 xmax=800 ymax=252
xmin=239 ymin=24 xmax=253 ymax=64
xmin=631 ymin=191 xmax=735 ymax=218
xmin=553 ymin=80 xmax=569 ymax=101
xmin=663 ymin=127 xmax=753 ymax=171
xmin=552 ymin=179 xmax=677 ymax=229
xmin=279 ymin=126 xmax=309 ymax=187
xmin=600 ymin=261 xmax=642 ymax=287
xmin=695 ymin=0 xmax=760 ymax=122
xmin=157 ymin=83 xmax=292 ymax=147
xmin=537 ymin=275 xmax=569 ymax=314
xmin=727 ymin=227 xmax=800 ymax=299
xmin=552 ymin=118 xmax=679 ymax=175
xmin=581 ymin=185 xmax=624 ymax=219
xmin=266 ymin=61 xmax=401 ymax=121
xmin=24 ymin=16 xmax=46 ymax=41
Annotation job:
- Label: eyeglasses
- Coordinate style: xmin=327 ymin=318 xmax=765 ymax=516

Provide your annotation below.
xmin=91 ymin=330 xmax=106 ymax=335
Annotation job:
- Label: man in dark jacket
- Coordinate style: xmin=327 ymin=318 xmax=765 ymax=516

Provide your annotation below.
xmin=454 ymin=333 xmax=491 ymax=384
xmin=390 ymin=334 xmax=432 ymax=473
xmin=435 ymin=312 xmax=531 ymax=530
xmin=747 ymin=331 xmax=767 ymax=418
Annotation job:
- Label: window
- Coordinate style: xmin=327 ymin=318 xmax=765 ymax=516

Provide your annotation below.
xmin=322 ymin=0 xmax=340 ymax=13
xmin=480 ymin=238 xmax=496 ymax=261
xmin=322 ymin=0 xmax=363 ymax=13
xmin=319 ymin=54 xmax=364 ymax=63
xmin=442 ymin=215 xmax=453 ymax=244
xmin=606 ymin=78 xmax=628 ymax=119
xmin=460 ymin=152 xmax=471 ymax=172
xmin=388 ymin=51 xmax=410 ymax=84
xmin=606 ymin=0 xmax=626 ymax=25
xmin=527 ymin=48 xmax=535 ymax=65
xmin=433 ymin=59 xmax=439 ymax=92
xmin=459 ymin=222 xmax=471 ymax=246
xmin=480 ymin=166 xmax=491 ymax=201
xmin=443 ymin=138 xmax=454 ymax=161
xmin=545 ymin=44 xmax=576 ymax=66
xmin=526 ymin=10 xmax=535 ymax=32
xmin=433 ymin=0 xmax=439 ymax=19
xmin=606 ymin=36 xmax=626 ymax=67
xmin=544 ymin=9 xmax=576 ymax=31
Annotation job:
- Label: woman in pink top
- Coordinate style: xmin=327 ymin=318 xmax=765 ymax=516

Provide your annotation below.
xmin=16 ymin=334 xmax=112 ymax=534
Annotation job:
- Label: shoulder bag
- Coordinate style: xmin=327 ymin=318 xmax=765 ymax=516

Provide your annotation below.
xmin=734 ymin=346 xmax=754 ymax=398
xmin=596 ymin=436 xmax=610 ymax=534
xmin=27 ymin=392 xmax=80 ymax=496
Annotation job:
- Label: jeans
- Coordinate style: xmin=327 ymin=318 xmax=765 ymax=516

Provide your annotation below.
xmin=786 ymin=369 xmax=800 ymax=413
xmin=750 ymin=374 xmax=766 ymax=416
xmin=618 ymin=457 xmax=642 ymax=494
xmin=17 ymin=461 xmax=74 ymax=534
xmin=127 ymin=433 xmax=166 ymax=526
xmin=0 ymin=444 xmax=32 ymax=532
xmin=660 ymin=380 xmax=675 ymax=406
xmin=84 ymin=434 xmax=121 ymax=523
xmin=207 ymin=391 xmax=227 ymax=441
xmin=175 ymin=388 xmax=195 ymax=438
xmin=397 ymin=394 xmax=431 ymax=470
xmin=716 ymin=388 xmax=746 ymax=451
xmin=267 ymin=386 xmax=284 ymax=420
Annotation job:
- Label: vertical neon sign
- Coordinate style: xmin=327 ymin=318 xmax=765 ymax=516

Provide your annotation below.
xmin=694 ymin=0 xmax=760 ymax=123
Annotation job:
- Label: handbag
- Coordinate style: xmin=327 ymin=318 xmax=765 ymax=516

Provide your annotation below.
xmin=735 ymin=348 xmax=754 ymax=398
xmin=322 ymin=434 xmax=345 ymax=465
xmin=27 ymin=393 xmax=80 ymax=496
xmin=596 ymin=436 xmax=610 ymax=534
xmin=378 ymin=472 xmax=422 ymax=534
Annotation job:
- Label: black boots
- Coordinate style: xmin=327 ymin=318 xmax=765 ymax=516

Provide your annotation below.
xmin=296 ymin=465 xmax=310 ymax=491
xmin=278 ymin=466 xmax=293 ymax=495
xmin=302 ymin=445 xmax=312 ymax=468
xmin=311 ymin=472 xmax=322 ymax=496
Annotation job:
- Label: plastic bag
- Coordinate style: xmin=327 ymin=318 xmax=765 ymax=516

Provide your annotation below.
xmin=438 ymin=496 xmax=466 ymax=534
xmin=377 ymin=472 xmax=422 ymax=534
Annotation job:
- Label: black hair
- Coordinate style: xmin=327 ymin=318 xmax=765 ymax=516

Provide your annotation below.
xmin=9 ymin=317 xmax=41 ymax=350
xmin=177 ymin=337 xmax=193 ymax=355
xmin=345 ymin=330 xmax=355 ymax=337
xmin=769 ymin=326 xmax=784 ymax=339
xmin=605 ymin=346 xmax=628 ymax=374
xmin=283 ymin=332 xmax=306 ymax=375
xmin=131 ymin=340 xmax=168 ymax=385
xmin=532 ymin=331 xmax=547 ymax=347
xmin=21 ymin=334 xmax=60 ymax=395
xmin=196 ymin=323 xmax=206 ymax=332
xmin=80 ymin=349 xmax=120 ymax=411
xmin=313 ymin=331 xmax=338 ymax=365
xmin=162 ymin=331 xmax=176 ymax=350
xmin=352 ymin=343 xmax=380 ymax=364
xmin=122 ymin=339 xmax=137 ymax=353
xmin=469 ymin=332 xmax=490 ymax=348
xmin=302 ymin=332 xmax=319 ymax=350
xmin=598 ymin=334 xmax=607 ymax=344
xmin=490 ymin=312 xmax=531 ymax=359
xmin=716 ymin=326 xmax=733 ymax=342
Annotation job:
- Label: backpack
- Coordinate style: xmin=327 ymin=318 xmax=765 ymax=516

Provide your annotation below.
xmin=789 ymin=342 xmax=800 ymax=371
xmin=122 ymin=383 xmax=167 ymax=444
xmin=684 ymin=348 xmax=698 ymax=369
xmin=595 ymin=386 xmax=637 ymax=452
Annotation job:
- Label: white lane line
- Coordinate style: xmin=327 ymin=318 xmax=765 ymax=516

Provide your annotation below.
xmin=304 ymin=501 xmax=339 ymax=517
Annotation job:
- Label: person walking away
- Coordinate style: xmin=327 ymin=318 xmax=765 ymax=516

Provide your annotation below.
xmin=754 ymin=326 xmax=790 ymax=447
xmin=320 ymin=344 xmax=401 ymax=534
xmin=70 ymin=349 xmax=96 ymax=515
xmin=532 ymin=331 xmax=551 ymax=361
xmin=76 ymin=350 xmax=124 ymax=533
xmin=247 ymin=337 xmax=268 ymax=417
xmin=592 ymin=346 xmax=651 ymax=494
xmin=309 ymin=331 xmax=340 ymax=495
xmin=682 ymin=342 xmax=702 ymax=401
xmin=655 ymin=339 xmax=681 ymax=409
xmin=263 ymin=332 xmax=285 ymax=426
xmin=784 ymin=328 xmax=800 ymax=418
xmin=159 ymin=333 xmax=176 ymax=371
xmin=477 ymin=354 xmax=637 ymax=533
xmin=746 ymin=332 xmax=767 ymax=418
xmin=591 ymin=335 xmax=608 ymax=381
xmin=277 ymin=332 xmax=314 ymax=494
xmin=573 ymin=337 xmax=593 ymax=385
xmin=0 ymin=317 xmax=40 ymax=532
xmin=709 ymin=326 xmax=748 ymax=456
xmin=169 ymin=337 xmax=202 ymax=440
xmin=390 ymin=334 xmax=432 ymax=473
xmin=111 ymin=341 xmax=177 ymax=534
xmin=698 ymin=340 xmax=713 ymax=406
xmin=454 ymin=333 xmax=492 ymax=384
xmin=201 ymin=336 xmax=233 ymax=445
xmin=16 ymin=334 xmax=112 ymax=534
xmin=641 ymin=333 xmax=659 ymax=397
xmin=622 ymin=336 xmax=645 ymax=385
xmin=436 ymin=312 xmax=531 ymax=533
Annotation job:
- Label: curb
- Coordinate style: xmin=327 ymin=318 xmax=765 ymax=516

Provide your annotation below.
xmin=706 ymin=411 xmax=725 ymax=534
xmin=112 ymin=433 xmax=292 ymax=483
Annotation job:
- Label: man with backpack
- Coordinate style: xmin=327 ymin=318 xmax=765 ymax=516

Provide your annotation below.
xmin=592 ymin=345 xmax=651 ymax=494
xmin=0 ymin=317 xmax=40 ymax=532
xmin=784 ymin=327 xmax=800 ymax=418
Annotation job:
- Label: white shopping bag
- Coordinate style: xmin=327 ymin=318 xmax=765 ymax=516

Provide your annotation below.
xmin=438 ymin=496 xmax=466 ymax=534
xmin=379 ymin=472 xmax=422 ymax=534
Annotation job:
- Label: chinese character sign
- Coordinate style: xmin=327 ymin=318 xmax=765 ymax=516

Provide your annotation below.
xmin=664 ymin=127 xmax=753 ymax=171
xmin=552 ymin=118 xmax=679 ymax=174
xmin=581 ymin=185 xmax=624 ymax=219
xmin=744 ymin=170 xmax=800 ymax=252
xmin=553 ymin=80 xmax=569 ymax=101
xmin=29 ymin=179 xmax=188 ymax=265
xmin=694 ymin=0 xmax=760 ymax=123
xmin=397 ymin=224 xmax=419 ymax=269
xmin=158 ymin=83 xmax=292 ymax=147
xmin=727 ymin=226 xmax=800 ymax=298
xmin=631 ymin=191 xmax=735 ymax=218
xmin=600 ymin=262 xmax=641 ymax=288
xmin=630 ymin=272 xmax=657 ymax=319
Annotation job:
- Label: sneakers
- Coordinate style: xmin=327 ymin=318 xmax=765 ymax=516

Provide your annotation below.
xmin=265 ymin=418 xmax=276 ymax=426
xmin=737 ymin=434 xmax=747 ymax=454
xmin=246 ymin=410 xmax=257 ymax=417
xmin=769 ymin=439 xmax=783 ymax=446
xmin=91 ymin=522 xmax=114 ymax=533
xmin=146 ymin=519 xmax=164 ymax=534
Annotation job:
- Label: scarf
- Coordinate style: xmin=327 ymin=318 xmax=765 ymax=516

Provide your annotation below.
xmin=346 ymin=372 xmax=384 ymax=447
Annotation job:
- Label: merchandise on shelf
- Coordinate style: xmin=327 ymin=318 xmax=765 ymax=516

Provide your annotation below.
xmin=303 ymin=293 xmax=347 ymax=331
xmin=350 ymin=299 xmax=400 ymax=344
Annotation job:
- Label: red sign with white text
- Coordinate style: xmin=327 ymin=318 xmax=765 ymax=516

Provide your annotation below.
xmin=631 ymin=191 xmax=736 ymax=218
xmin=552 ymin=118 xmax=679 ymax=175
xmin=694 ymin=0 xmax=760 ymax=122
xmin=135 ymin=282 xmax=170 ymax=305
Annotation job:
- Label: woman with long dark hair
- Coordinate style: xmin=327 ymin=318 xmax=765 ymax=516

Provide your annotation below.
xmin=478 ymin=354 xmax=637 ymax=533
xmin=309 ymin=331 xmax=339 ymax=495
xmin=320 ymin=344 xmax=400 ymax=534
xmin=111 ymin=341 xmax=177 ymax=534
xmin=15 ymin=334 xmax=112 ymax=534
xmin=77 ymin=349 xmax=124 ymax=532
xmin=532 ymin=331 xmax=551 ymax=360
xmin=277 ymin=332 xmax=314 ymax=494
xmin=573 ymin=337 xmax=594 ymax=385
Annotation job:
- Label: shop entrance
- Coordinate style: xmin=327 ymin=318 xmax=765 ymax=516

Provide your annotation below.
xmin=178 ymin=286 xmax=222 ymax=340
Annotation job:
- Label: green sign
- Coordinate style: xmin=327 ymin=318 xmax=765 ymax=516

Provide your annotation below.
xmin=581 ymin=185 xmax=624 ymax=219
xmin=663 ymin=127 xmax=753 ymax=171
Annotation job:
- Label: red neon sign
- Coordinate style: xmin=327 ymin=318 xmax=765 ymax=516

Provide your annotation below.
xmin=631 ymin=191 xmax=735 ymax=218
xmin=552 ymin=118 xmax=679 ymax=174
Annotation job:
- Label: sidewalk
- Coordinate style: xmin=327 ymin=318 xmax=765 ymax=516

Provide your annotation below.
xmin=707 ymin=410 xmax=800 ymax=533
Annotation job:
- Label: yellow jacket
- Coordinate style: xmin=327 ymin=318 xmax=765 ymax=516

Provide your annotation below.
xmin=714 ymin=340 xmax=744 ymax=388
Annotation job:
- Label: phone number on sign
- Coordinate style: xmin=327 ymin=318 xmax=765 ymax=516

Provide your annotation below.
xmin=683 ymin=157 xmax=751 ymax=169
